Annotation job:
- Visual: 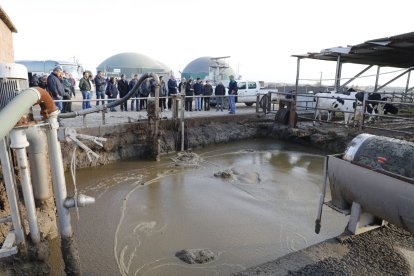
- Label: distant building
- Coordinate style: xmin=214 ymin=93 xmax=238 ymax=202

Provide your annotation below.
xmin=0 ymin=6 xmax=17 ymax=63
xmin=96 ymin=52 xmax=171 ymax=78
xmin=182 ymin=56 xmax=235 ymax=83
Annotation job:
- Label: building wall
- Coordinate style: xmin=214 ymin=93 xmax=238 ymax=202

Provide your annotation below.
xmin=0 ymin=19 xmax=14 ymax=63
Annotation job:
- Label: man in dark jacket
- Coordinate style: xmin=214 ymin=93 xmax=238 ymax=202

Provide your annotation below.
xmin=215 ymin=81 xmax=226 ymax=112
xmin=167 ymin=75 xmax=178 ymax=109
xmin=47 ymin=66 xmax=65 ymax=111
xmin=203 ymin=80 xmax=213 ymax=111
xmin=117 ymin=74 xmax=129 ymax=111
xmin=106 ymin=77 xmax=119 ymax=112
xmin=185 ymin=78 xmax=194 ymax=111
xmin=94 ymin=71 xmax=107 ymax=106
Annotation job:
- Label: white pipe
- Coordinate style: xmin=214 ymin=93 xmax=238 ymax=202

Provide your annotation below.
xmin=46 ymin=111 xmax=73 ymax=238
xmin=26 ymin=126 xmax=50 ymax=201
xmin=0 ymin=88 xmax=40 ymax=142
xmin=0 ymin=139 xmax=26 ymax=246
xmin=9 ymin=128 xmax=40 ymax=244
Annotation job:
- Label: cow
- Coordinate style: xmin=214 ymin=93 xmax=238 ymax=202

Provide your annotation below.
xmin=355 ymin=92 xmax=399 ymax=123
xmin=331 ymin=94 xmax=362 ymax=126
xmin=313 ymin=91 xmax=338 ymax=125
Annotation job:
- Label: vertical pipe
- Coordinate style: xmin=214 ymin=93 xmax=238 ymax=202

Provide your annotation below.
xmin=0 ymin=139 xmax=25 ymax=247
xmin=290 ymin=57 xmax=300 ymax=127
xmin=9 ymin=128 xmax=40 ymax=244
xmin=180 ymin=94 xmax=185 ymax=152
xmin=154 ymin=82 xmax=160 ymax=161
xmin=46 ymin=111 xmax=81 ymax=275
xmin=46 ymin=112 xmax=72 ymax=237
xmin=374 ymin=66 xmax=381 ymax=92
xmin=26 ymin=127 xmax=50 ymax=201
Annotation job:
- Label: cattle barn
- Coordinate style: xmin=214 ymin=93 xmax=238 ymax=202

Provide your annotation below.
xmin=288 ymin=31 xmax=414 ymax=134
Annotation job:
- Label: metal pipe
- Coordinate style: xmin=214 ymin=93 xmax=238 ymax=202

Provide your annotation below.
xmin=376 ymin=68 xmax=411 ymax=92
xmin=59 ymin=72 xmax=160 ymax=119
xmin=9 ymin=128 xmax=40 ymax=244
xmin=46 ymin=111 xmax=72 ymax=238
xmin=0 ymin=139 xmax=25 ymax=247
xmin=26 ymin=126 xmax=50 ymax=201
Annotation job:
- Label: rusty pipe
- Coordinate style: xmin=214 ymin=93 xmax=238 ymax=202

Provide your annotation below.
xmin=58 ymin=73 xmax=160 ymax=119
xmin=33 ymin=87 xmax=59 ymax=119
xmin=0 ymin=87 xmax=57 ymax=141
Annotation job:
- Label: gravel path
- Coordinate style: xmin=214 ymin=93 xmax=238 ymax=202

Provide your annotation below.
xmin=233 ymin=224 xmax=414 ymax=275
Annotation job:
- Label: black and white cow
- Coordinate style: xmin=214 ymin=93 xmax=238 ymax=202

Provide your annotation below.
xmin=355 ymin=92 xmax=399 ymax=122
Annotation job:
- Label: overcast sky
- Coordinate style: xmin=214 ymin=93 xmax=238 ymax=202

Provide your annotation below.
xmin=1 ymin=0 xmax=413 ymax=86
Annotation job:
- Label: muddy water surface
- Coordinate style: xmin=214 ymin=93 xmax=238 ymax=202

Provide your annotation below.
xmin=57 ymin=139 xmax=347 ymax=275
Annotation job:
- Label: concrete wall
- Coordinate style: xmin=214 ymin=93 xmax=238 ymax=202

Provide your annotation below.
xmin=0 ymin=19 xmax=14 ymax=63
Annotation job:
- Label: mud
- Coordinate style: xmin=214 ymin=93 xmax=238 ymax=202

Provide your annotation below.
xmin=175 ymin=249 xmax=215 ymax=264
xmin=233 ymin=224 xmax=414 ymax=275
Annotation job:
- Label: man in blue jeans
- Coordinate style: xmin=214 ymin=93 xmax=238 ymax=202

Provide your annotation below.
xmin=79 ymin=71 xmax=92 ymax=109
xmin=47 ymin=66 xmax=65 ymax=111
xmin=94 ymin=71 xmax=106 ymax=106
xmin=228 ymin=75 xmax=238 ymax=114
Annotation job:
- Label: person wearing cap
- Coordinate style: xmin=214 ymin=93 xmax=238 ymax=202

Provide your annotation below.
xmin=79 ymin=71 xmax=92 ymax=109
xmin=228 ymin=75 xmax=238 ymax=114
xmin=47 ymin=66 xmax=65 ymax=111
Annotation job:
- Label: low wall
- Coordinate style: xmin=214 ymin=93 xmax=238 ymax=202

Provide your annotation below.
xmin=62 ymin=114 xmax=272 ymax=169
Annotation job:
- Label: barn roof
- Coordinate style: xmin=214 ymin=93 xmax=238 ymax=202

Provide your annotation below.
xmin=0 ymin=6 xmax=17 ymax=33
xmin=293 ymin=31 xmax=414 ymax=68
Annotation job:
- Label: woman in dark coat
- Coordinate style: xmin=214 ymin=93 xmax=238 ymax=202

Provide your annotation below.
xmin=106 ymin=77 xmax=119 ymax=111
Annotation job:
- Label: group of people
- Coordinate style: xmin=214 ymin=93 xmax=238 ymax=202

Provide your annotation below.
xmin=31 ymin=68 xmax=238 ymax=114
xmin=30 ymin=67 xmax=76 ymax=113
xmin=183 ymin=75 xmax=238 ymax=114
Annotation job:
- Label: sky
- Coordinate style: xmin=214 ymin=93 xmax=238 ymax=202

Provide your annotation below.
xmin=1 ymin=0 xmax=413 ymax=86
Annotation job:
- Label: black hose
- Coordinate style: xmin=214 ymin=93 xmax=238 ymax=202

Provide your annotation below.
xmin=59 ymin=73 xmax=160 ymax=119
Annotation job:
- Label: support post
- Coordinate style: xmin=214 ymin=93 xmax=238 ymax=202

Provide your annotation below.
xmin=374 ymin=66 xmax=381 ymax=92
xmin=180 ymin=94 xmax=185 ymax=152
xmin=289 ymin=57 xmax=300 ymax=128
xmin=154 ymin=81 xmax=160 ymax=161
xmin=405 ymin=69 xmax=411 ymax=103
xmin=334 ymin=55 xmax=342 ymax=92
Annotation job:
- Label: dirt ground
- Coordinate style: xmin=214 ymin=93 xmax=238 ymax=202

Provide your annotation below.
xmin=233 ymin=224 xmax=414 ymax=276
